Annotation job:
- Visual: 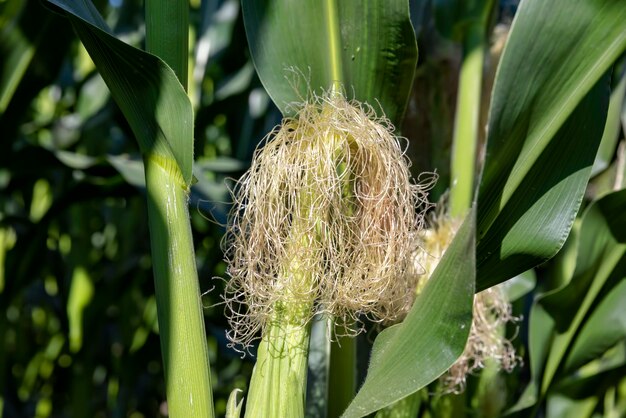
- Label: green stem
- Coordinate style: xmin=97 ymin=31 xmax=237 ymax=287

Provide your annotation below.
xmin=449 ymin=23 xmax=486 ymax=217
xmin=143 ymin=2 xmax=213 ymax=417
xmin=145 ymin=160 xmax=214 ymax=418
xmin=324 ymin=0 xmax=343 ymax=92
xmin=328 ymin=328 xmax=357 ymax=418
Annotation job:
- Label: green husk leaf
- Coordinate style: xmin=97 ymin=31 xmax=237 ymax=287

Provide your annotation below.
xmin=226 ymin=389 xmax=244 ymax=418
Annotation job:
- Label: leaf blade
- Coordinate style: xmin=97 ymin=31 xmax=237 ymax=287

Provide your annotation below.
xmin=242 ymin=0 xmax=418 ymax=125
xmin=475 ymin=0 xmax=626 ymax=289
xmin=342 ymin=210 xmax=476 ymax=418
xmin=47 ymin=0 xmax=194 ymax=186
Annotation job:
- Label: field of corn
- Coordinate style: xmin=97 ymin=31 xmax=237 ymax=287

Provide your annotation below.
xmin=1 ymin=0 xmax=626 ymax=417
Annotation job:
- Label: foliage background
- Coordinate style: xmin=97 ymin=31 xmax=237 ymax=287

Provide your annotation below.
xmin=1 ymin=0 xmax=276 ymax=415
xmin=4 ymin=0 xmax=624 ymax=417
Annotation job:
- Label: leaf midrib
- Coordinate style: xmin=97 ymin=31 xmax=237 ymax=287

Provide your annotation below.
xmin=324 ymin=0 xmax=343 ymax=91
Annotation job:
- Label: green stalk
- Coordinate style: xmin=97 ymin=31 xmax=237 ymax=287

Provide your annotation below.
xmin=145 ymin=162 xmax=214 ymax=418
xmin=449 ymin=22 xmax=486 ymax=218
xmin=144 ymin=1 xmax=213 ymax=417
xmin=328 ymin=326 xmax=357 ymax=418
xmin=324 ymin=0 xmax=343 ymax=92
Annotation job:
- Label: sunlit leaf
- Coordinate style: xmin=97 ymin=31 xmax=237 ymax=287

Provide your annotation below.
xmin=46 ymin=0 xmax=194 ymax=186
xmin=342 ymin=210 xmax=475 ymax=418
xmin=242 ymin=0 xmax=417 ymax=126
xmin=476 ymin=0 xmax=626 ymax=290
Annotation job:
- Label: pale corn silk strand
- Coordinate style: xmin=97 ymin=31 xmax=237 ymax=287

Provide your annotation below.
xmin=413 ymin=214 xmax=520 ymax=394
xmin=223 ymin=93 xmax=434 ymax=352
xmin=442 ymin=287 xmax=520 ymax=393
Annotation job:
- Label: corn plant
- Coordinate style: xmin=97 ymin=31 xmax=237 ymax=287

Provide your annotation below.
xmin=2 ymin=0 xmax=625 ymax=417
xmin=39 ymin=0 xmax=214 ymax=416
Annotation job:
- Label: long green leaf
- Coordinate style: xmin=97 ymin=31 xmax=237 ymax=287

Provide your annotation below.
xmin=45 ymin=2 xmax=214 ymax=417
xmin=540 ymin=193 xmax=626 ymax=393
xmin=592 ymin=62 xmax=626 ymax=177
xmin=46 ymin=0 xmax=194 ymax=186
xmin=563 ymin=279 xmax=626 ymax=374
xmin=508 ymin=189 xmax=626 ymax=414
xmin=541 ymin=190 xmax=626 ymax=328
xmin=342 ymin=210 xmax=475 ymax=418
xmin=556 ymin=345 xmax=626 ymax=399
xmin=242 ymin=0 xmax=417 ymax=125
xmin=476 ymin=0 xmax=626 ymax=290
xmin=145 ymin=0 xmax=188 ymax=88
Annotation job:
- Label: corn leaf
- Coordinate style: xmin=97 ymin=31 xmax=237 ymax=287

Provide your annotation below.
xmin=241 ymin=0 xmax=417 ymax=126
xmin=540 ymin=191 xmax=626 ymax=390
xmin=45 ymin=0 xmax=194 ymax=186
xmin=592 ymin=62 xmax=626 ymax=177
xmin=476 ymin=0 xmax=626 ymax=290
xmin=508 ymin=189 xmax=626 ymax=413
xmin=342 ymin=209 xmax=475 ymax=418
xmin=554 ymin=346 xmax=626 ymax=401
xmin=544 ymin=394 xmax=598 ymax=418
xmin=563 ymin=279 xmax=626 ymax=374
